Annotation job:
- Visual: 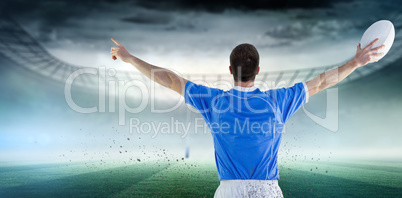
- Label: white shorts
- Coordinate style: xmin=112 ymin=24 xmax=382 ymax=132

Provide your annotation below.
xmin=214 ymin=180 xmax=283 ymax=198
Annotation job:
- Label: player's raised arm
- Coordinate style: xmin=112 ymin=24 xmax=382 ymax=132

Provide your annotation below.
xmin=110 ymin=38 xmax=188 ymax=96
xmin=305 ymin=38 xmax=385 ymax=97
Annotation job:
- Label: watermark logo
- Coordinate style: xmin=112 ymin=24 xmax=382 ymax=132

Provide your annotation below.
xmin=64 ymin=66 xmax=339 ymax=137
xmin=303 ymin=88 xmax=339 ymax=132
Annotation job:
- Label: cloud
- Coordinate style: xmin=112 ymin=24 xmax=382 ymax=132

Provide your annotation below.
xmin=264 ymin=17 xmax=358 ymax=42
xmin=7 ymin=0 xmax=401 ymax=74
xmin=265 ymin=22 xmax=312 ymax=40
xmin=137 ymin=0 xmax=337 ymax=12
xmin=121 ymin=10 xmax=173 ymax=25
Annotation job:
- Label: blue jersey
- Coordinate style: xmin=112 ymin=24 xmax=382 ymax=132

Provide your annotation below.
xmin=184 ymin=81 xmax=308 ymax=180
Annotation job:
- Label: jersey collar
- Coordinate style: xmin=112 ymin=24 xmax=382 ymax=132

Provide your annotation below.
xmin=233 ymin=86 xmax=257 ymax=92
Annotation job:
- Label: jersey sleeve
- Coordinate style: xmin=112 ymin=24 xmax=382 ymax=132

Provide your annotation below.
xmin=184 ymin=80 xmax=221 ymax=122
xmin=269 ymin=82 xmax=309 ymax=123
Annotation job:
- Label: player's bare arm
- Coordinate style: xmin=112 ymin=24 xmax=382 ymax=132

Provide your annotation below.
xmin=110 ymin=38 xmax=188 ymax=96
xmin=306 ymin=38 xmax=385 ymax=97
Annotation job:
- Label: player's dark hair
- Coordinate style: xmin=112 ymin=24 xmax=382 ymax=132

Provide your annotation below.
xmin=230 ymin=43 xmax=259 ymax=82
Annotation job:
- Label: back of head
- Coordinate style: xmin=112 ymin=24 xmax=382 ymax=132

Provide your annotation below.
xmin=230 ymin=43 xmax=260 ymax=82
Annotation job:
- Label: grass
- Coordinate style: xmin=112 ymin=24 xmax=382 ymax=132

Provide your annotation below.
xmin=1 ymin=159 xmax=402 ymax=197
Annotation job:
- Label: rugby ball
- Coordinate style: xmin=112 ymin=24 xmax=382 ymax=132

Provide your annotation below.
xmin=360 ymin=20 xmax=395 ymax=61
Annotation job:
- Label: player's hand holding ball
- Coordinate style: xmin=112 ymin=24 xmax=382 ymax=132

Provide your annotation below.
xmin=353 ymin=39 xmax=385 ymax=68
xmin=353 ymin=20 xmax=395 ymax=68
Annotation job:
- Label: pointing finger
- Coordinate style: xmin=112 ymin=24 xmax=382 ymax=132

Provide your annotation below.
xmin=111 ymin=38 xmax=122 ymax=46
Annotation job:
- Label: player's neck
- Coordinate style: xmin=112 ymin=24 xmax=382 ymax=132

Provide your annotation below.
xmin=234 ymin=81 xmax=255 ymax=87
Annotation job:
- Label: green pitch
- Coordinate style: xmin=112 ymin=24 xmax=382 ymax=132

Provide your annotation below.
xmin=1 ymin=159 xmax=402 ymax=197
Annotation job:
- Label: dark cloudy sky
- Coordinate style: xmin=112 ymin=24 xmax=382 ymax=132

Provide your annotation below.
xmin=2 ymin=0 xmax=400 ymax=74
